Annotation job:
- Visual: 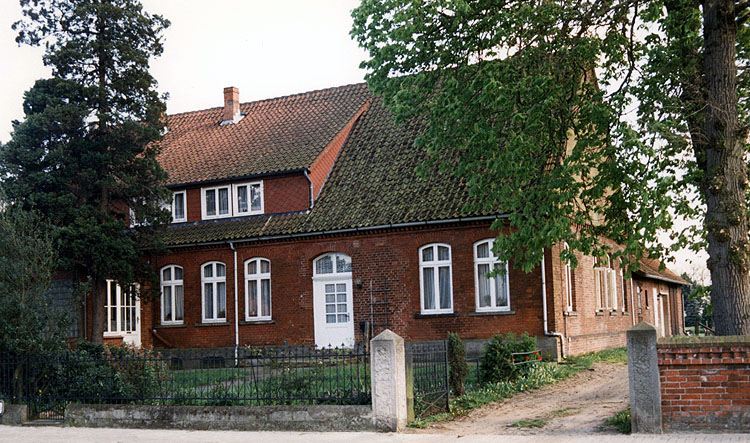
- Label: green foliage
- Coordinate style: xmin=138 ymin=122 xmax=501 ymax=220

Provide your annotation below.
xmin=447 ymin=332 xmax=469 ymax=397
xmin=351 ymin=0 xmax=750 ymax=334
xmin=681 ymin=273 xmax=713 ymax=329
xmin=0 ymin=205 xmax=69 ymax=358
xmin=605 ymin=407 xmax=632 ymax=434
xmin=479 ymin=333 xmax=537 ymax=384
xmin=2 ymin=0 xmax=172 ymax=338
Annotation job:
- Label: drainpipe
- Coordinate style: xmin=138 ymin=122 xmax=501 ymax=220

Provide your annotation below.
xmin=229 ymin=241 xmax=239 ymax=364
xmin=541 ymin=251 xmax=566 ymax=359
xmin=303 ymin=169 xmax=314 ymax=210
xmin=630 ymin=278 xmax=636 ymax=326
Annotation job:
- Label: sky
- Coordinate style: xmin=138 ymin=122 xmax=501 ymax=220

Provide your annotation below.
xmin=0 ymin=0 xmax=707 ymax=282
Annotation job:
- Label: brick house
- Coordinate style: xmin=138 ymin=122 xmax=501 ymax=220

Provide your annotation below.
xmin=72 ymin=83 xmax=685 ymax=358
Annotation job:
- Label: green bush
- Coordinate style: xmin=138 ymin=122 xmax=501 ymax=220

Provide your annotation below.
xmin=447 ymin=332 xmax=469 ymax=396
xmin=605 ymin=407 xmax=631 ymax=434
xmin=479 ymin=332 xmax=537 ymax=384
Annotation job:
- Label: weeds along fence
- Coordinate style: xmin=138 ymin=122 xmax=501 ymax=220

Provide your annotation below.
xmin=406 ymin=341 xmax=449 ymax=418
xmin=0 ymin=344 xmax=371 ymax=420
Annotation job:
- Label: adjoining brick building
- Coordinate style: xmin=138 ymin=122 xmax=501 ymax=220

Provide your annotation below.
xmin=69 ymin=83 xmax=685 ymax=357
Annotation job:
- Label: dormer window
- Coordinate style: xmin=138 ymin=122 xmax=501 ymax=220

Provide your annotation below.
xmin=202 ymin=185 xmax=231 ymax=219
xmin=233 ymin=182 xmax=263 ymax=215
xmin=172 ymin=191 xmax=186 ymax=223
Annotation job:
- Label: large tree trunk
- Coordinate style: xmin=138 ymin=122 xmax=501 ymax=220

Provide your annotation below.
xmin=702 ymin=0 xmax=750 ymax=335
xmin=90 ymin=275 xmax=106 ymax=344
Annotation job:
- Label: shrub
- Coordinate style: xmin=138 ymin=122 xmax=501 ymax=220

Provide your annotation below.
xmin=479 ymin=332 xmax=537 ymax=384
xmin=447 ymin=332 xmax=469 ymax=396
xmin=605 ymin=407 xmax=631 ymax=434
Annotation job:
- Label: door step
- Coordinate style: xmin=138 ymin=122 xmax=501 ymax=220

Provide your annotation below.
xmin=23 ymin=419 xmax=63 ymax=426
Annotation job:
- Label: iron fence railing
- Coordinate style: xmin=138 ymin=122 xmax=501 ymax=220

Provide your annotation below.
xmin=0 ymin=344 xmax=371 ymax=421
xmin=406 ymin=340 xmax=449 ymax=418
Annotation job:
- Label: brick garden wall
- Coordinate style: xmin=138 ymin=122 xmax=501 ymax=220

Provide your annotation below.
xmin=658 ymin=336 xmax=750 ymax=432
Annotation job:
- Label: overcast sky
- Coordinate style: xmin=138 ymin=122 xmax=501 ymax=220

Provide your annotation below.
xmin=0 ymin=0 xmax=707 ymax=282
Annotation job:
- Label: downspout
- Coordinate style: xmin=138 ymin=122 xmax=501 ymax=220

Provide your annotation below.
xmin=630 ymin=278 xmax=636 ymax=326
xmin=541 ymin=251 xmax=566 ymax=359
xmin=229 ymin=241 xmax=239 ymax=364
xmin=303 ymin=169 xmax=314 ymax=210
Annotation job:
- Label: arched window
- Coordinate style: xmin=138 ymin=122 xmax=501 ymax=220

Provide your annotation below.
xmin=563 ymin=243 xmax=574 ymax=312
xmin=245 ymin=258 xmax=271 ymax=321
xmin=594 ymin=255 xmax=616 ymax=311
xmin=419 ymin=244 xmax=453 ymax=314
xmin=161 ymin=265 xmax=184 ymax=324
xmin=474 ymin=239 xmax=510 ymax=312
xmin=313 ymin=252 xmax=352 ymax=276
xmin=202 ymin=261 xmax=226 ymax=322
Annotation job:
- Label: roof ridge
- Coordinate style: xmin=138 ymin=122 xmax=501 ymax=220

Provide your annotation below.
xmin=166 ymin=82 xmax=369 ymax=118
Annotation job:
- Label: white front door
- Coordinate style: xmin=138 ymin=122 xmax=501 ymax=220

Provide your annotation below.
xmin=104 ymin=280 xmax=141 ymax=347
xmin=313 ymin=280 xmax=354 ymax=348
xmin=312 ymin=252 xmax=355 ymax=348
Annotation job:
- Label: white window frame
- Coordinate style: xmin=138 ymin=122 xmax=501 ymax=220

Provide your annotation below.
xmin=104 ymin=281 xmax=138 ymax=336
xmin=563 ymin=243 xmax=574 ymax=312
xmin=594 ymin=255 xmax=617 ymax=311
xmin=244 ymin=257 xmax=272 ymax=321
xmin=473 ymin=239 xmax=511 ymax=312
xmin=312 ymin=252 xmax=352 ymax=277
xmin=233 ymin=181 xmax=264 ymax=216
xmin=201 ymin=185 xmax=232 ymax=220
xmin=171 ymin=190 xmax=187 ymax=223
xmin=160 ymin=265 xmax=184 ymax=325
xmin=312 ymin=252 xmax=353 ymax=327
xmin=201 ymin=261 xmax=227 ymax=323
xmin=419 ymin=243 xmax=453 ymax=315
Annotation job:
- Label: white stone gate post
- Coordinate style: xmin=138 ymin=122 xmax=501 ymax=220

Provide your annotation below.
xmin=370 ymin=329 xmax=407 ymax=432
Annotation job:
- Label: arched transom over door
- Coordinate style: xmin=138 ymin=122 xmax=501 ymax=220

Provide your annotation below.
xmin=312 ymin=252 xmax=354 ymax=348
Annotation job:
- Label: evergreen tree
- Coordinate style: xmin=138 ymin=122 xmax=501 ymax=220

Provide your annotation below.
xmin=1 ymin=0 xmax=171 ymax=342
xmin=352 ymin=0 xmax=750 ymax=334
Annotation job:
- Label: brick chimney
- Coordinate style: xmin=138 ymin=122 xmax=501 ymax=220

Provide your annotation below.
xmin=222 ymin=86 xmax=241 ymax=124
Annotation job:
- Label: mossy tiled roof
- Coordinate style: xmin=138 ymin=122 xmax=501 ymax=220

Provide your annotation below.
xmin=161 ymin=95 xmax=482 ymax=246
xmin=158 ymin=83 xmax=372 ymax=186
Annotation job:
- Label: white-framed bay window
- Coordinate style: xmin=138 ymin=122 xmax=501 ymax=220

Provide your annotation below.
xmin=474 ymin=239 xmax=510 ymax=312
xmin=202 ymin=261 xmax=227 ymax=322
xmin=245 ymin=257 xmax=271 ymax=321
xmin=160 ymin=265 xmax=184 ymax=324
xmin=419 ymin=243 xmax=453 ymax=314
xmin=594 ymin=255 xmax=617 ymax=311
xmin=233 ymin=182 xmax=263 ymax=215
xmin=171 ymin=191 xmax=187 ymax=222
xmin=201 ymin=185 xmax=231 ymax=219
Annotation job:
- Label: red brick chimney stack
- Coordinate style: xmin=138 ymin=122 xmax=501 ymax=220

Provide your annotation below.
xmin=223 ymin=86 xmax=240 ymax=123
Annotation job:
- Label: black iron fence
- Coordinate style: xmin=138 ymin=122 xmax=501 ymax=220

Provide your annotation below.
xmin=0 ymin=344 xmax=370 ymax=421
xmin=406 ymin=341 xmax=449 ymax=418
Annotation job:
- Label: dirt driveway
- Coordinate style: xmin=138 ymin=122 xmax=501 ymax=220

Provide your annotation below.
xmin=411 ymin=362 xmax=629 ymax=436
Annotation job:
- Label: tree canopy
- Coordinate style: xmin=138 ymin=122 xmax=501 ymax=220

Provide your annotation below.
xmin=352 ymin=0 xmax=750 ymax=334
xmin=1 ymin=0 xmax=171 ymax=342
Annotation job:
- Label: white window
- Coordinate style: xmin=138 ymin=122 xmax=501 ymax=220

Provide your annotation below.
xmin=314 ymin=252 xmax=352 ymax=275
xmin=419 ymin=244 xmax=453 ymax=314
xmin=201 ymin=185 xmax=231 ymax=219
xmin=202 ymin=261 xmax=227 ymax=322
xmin=161 ymin=265 xmax=184 ymax=324
xmin=312 ymin=252 xmax=353 ymax=326
xmin=245 ymin=258 xmax=271 ymax=321
xmin=594 ymin=255 xmax=617 ymax=311
xmin=563 ymin=243 xmax=574 ymax=311
xmin=473 ymin=239 xmax=510 ymax=312
xmin=105 ymin=281 xmax=138 ymax=334
xmin=233 ymin=182 xmax=263 ymax=215
xmin=172 ymin=191 xmax=186 ymax=222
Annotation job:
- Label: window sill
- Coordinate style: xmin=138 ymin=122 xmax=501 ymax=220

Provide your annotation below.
xmin=414 ymin=312 xmax=458 ymax=319
xmin=239 ymin=319 xmax=275 ymax=325
xmin=155 ymin=323 xmax=186 ymax=329
xmin=468 ymin=310 xmax=515 ymax=317
xmin=563 ymin=311 xmax=578 ymax=317
xmin=595 ymin=311 xmax=606 ymax=316
xmin=194 ymin=321 xmax=230 ymax=327
xmin=609 ymin=311 xmax=619 ymax=316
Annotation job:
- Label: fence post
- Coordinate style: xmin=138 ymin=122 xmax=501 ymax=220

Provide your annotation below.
xmin=627 ymin=322 xmax=662 ymax=433
xmin=405 ymin=352 xmax=414 ymax=423
xmin=370 ymin=329 xmax=407 ymax=432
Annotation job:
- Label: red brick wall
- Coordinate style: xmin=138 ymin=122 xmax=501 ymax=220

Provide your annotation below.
xmin=144 ymin=223 xmax=549 ymax=349
xmin=658 ymin=338 xmax=750 ymax=431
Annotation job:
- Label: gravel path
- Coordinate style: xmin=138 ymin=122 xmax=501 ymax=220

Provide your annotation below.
xmin=410 ymin=361 xmax=630 ymax=436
